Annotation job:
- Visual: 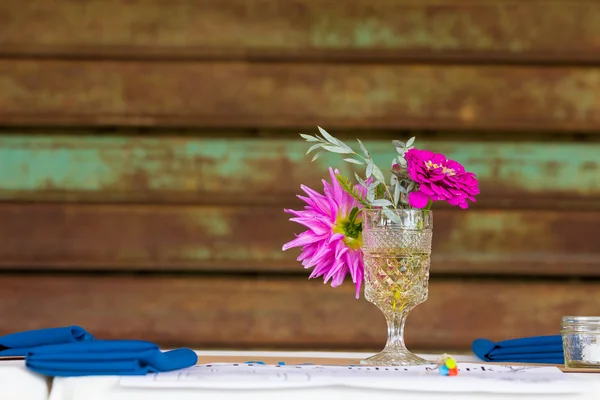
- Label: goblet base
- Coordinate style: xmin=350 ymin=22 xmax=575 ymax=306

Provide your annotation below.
xmin=360 ymin=349 xmax=431 ymax=366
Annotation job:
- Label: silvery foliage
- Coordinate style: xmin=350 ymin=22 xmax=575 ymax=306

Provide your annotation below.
xmin=301 ymin=127 xmax=416 ymax=222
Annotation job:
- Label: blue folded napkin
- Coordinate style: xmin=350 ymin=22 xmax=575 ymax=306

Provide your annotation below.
xmin=472 ymin=335 xmax=564 ymax=364
xmin=25 ymin=340 xmax=198 ymax=376
xmin=0 ymin=326 xmax=94 ymax=356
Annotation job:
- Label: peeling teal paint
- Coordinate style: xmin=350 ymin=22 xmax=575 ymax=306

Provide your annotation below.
xmin=0 ymin=135 xmax=597 ymax=200
xmin=195 ymin=212 xmax=232 ymax=237
xmin=0 ymin=144 xmax=113 ymax=191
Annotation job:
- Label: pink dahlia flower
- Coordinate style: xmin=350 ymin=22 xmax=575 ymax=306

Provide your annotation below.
xmin=282 ymin=168 xmax=366 ymax=298
xmin=405 ymin=148 xmax=479 ymax=209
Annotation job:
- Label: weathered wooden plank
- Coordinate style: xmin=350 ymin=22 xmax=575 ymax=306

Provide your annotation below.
xmin=0 ymin=204 xmax=597 ymax=276
xmin=0 ymin=274 xmax=595 ymax=349
xmin=1 ymin=0 xmax=600 ymax=63
xmin=1 ymin=61 xmax=600 ymax=130
xmin=1 ymin=134 xmax=598 ymax=209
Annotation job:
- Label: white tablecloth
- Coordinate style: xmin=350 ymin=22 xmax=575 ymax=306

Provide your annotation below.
xmin=5 ymin=351 xmax=600 ymax=400
xmin=0 ymin=359 xmax=49 ymax=400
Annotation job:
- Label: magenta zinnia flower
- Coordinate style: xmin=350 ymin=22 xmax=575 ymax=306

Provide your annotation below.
xmin=282 ymin=168 xmax=366 ymax=298
xmin=405 ymin=148 xmax=480 ymax=209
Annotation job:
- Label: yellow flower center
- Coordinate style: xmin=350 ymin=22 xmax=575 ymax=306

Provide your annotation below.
xmin=332 ymin=214 xmax=363 ymax=250
xmin=425 ymin=160 xmax=456 ymax=176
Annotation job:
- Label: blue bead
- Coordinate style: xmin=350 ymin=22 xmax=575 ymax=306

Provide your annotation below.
xmin=439 ymin=365 xmax=449 ymax=375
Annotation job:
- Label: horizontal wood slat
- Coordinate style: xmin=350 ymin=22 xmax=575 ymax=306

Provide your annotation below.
xmin=1 ymin=61 xmax=600 ymax=130
xmin=1 ymin=0 xmax=600 ymax=63
xmin=0 ymin=275 xmax=596 ymax=350
xmin=0 ymin=134 xmax=598 ymax=209
xmin=0 ymin=204 xmax=597 ymax=276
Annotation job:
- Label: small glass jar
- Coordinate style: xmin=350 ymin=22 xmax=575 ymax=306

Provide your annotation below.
xmin=561 ymin=316 xmax=600 ymax=368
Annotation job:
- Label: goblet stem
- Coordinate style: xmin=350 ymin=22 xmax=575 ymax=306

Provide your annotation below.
xmin=361 ymin=305 xmax=430 ymax=366
xmin=384 ymin=309 xmax=408 ymax=352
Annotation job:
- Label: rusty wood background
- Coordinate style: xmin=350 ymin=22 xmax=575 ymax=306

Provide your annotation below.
xmin=2 ymin=0 xmax=600 ymax=63
xmin=0 ymin=133 xmax=599 ymax=209
xmin=0 ymin=0 xmax=599 ymax=351
xmin=0 ymin=275 xmax=596 ymax=350
xmin=0 ymin=204 xmax=598 ymax=277
xmin=1 ymin=61 xmax=600 ymax=131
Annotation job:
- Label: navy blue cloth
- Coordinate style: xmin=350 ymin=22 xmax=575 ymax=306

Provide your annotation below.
xmin=0 ymin=326 xmax=94 ymax=356
xmin=25 ymin=340 xmax=198 ymax=377
xmin=472 ymin=335 xmax=564 ymax=364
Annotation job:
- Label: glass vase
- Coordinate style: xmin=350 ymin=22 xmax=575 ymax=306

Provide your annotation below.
xmin=360 ymin=209 xmax=433 ymax=366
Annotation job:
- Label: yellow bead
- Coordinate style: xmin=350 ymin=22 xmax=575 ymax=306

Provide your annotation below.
xmin=445 ymin=358 xmax=457 ymax=369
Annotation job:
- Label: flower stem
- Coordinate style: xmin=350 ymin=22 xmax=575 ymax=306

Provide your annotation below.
xmin=350 ymin=151 xmax=398 ymax=209
xmin=423 ymin=199 xmax=433 ymax=211
xmin=383 ymin=185 xmax=396 ymax=209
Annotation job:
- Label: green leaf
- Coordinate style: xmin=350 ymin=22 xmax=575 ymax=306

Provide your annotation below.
xmin=371 ymin=164 xmax=385 ymax=182
xmin=367 ymin=189 xmax=375 ymax=202
xmin=355 ymin=173 xmax=366 ymax=186
xmin=366 ymin=161 xmax=374 ymax=177
xmin=356 ymin=138 xmax=370 ymax=158
xmin=311 ymin=150 xmax=324 ymax=162
xmin=375 ymin=182 xmax=385 ymax=199
xmin=393 ymin=182 xmax=401 ymax=206
xmin=335 ymin=174 xmax=370 ymax=208
xmin=349 ymin=206 xmax=360 ymax=223
xmin=336 ymin=138 xmax=354 ymax=152
xmin=322 ymin=145 xmax=352 ymax=154
xmin=392 ymin=140 xmax=405 ymax=148
xmin=344 ymin=158 xmax=364 ymax=165
xmin=383 ymin=209 xmax=402 ymax=223
xmin=306 ymin=143 xmax=322 ymax=155
xmin=396 ymin=147 xmax=405 ymax=156
xmin=406 ymin=137 xmax=415 ymax=147
xmin=300 ymin=133 xmax=320 ymax=142
xmin=317 ymin=126 xmax=338 ymax=145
